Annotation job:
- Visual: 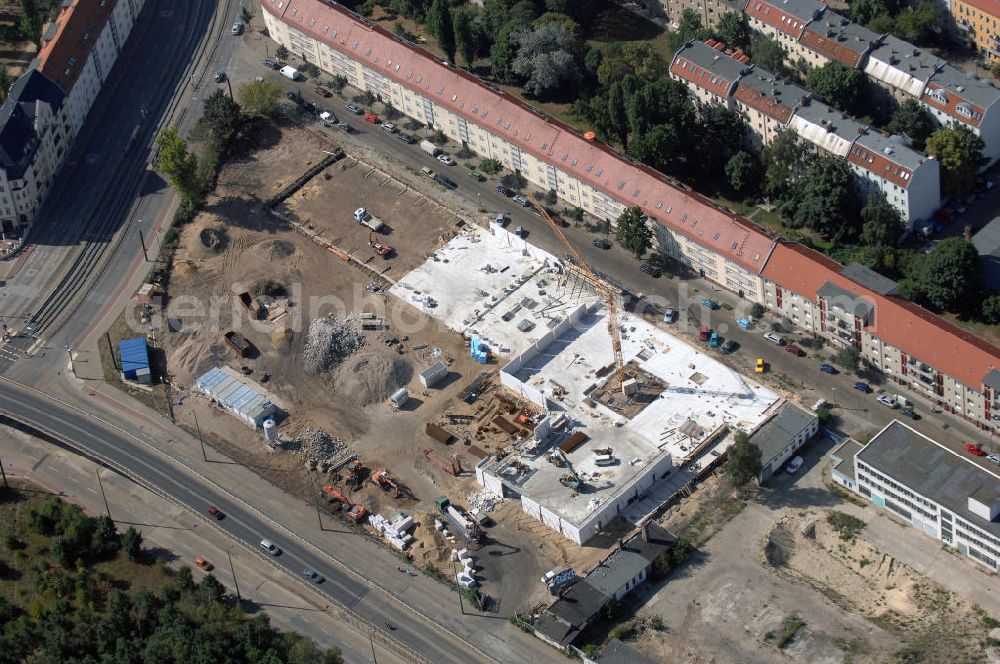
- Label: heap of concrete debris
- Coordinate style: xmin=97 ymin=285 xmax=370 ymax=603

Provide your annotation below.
xmin=467 ymin=490 xmax=503 ymax=513
xmin=295 ymin=428 xmax=351 ymax=471
xmin=302 ymin=314 xmax=365 ymax=375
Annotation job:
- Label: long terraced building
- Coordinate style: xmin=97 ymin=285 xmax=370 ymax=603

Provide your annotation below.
xmin=261 ymin=0 xmax=1000 ymax=434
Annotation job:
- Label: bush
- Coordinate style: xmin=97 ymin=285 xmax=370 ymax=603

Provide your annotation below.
xmin=301 ymin=62 xmax=320 ymax=78
xmin=275 ymin=45 xmax=289 ymax=60
xmin=456 ymin=145 xmax=475 ymax=159
xmin=826 ymin=511 xmax=866 ymax=541
xmin=429 ymin=129 xmax=448 ymax=145
xmin=479 ymin=158 xmax=503 ymax=175
xmin=570 ymin=207 xmax=584 ymax=222
xmin=581 ymin=644 xmax=601 ymax=659
xmin=500 ymin=172 xmax=527 ymax=191
xmin=608 ymin=621 xmax=637 ymax=641
xmin=751 ymin=303 xmax=766 ymax=319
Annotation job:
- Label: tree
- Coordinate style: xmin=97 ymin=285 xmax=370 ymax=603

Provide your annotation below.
xmin=240 ymin=5 xmax=254 ymax=23
xmin=625 ymin=78 xmax=693 ymax=138
xmin=121 ymin=526 xmax=143 ymax=562
xmin=850 ymin=0 xmax=898 ymax=25
xmin=275 ymin=45 xmax=289 ymax=60
xmin=982 ymin=294 xmax=1000 ymax=324
xmin=750 ymin=34 xmax=789 ymax=77
xmin=203 ymin=89 xmax=243 ymax=145
xmin=511 ymin=23 xmax=582 ymax=98
xmin=595 ymin=42 xmax=666 ymax=87
xmin=197 ymin=574 xmax=226 ymax=605
xmin=452 ymin=7 xmax=479 ymax=68
xmin=669 ymin=9 xmax=711 ymax=52
xmin=237 ymin=79 xmax=281 ymax=118
xmin=615 ymin=206 xmax=652 ymax=259
xmin=887 ymin=99 xmax=936 ymax=151
xmin=992 ymin=60 xmax=1000 ymax=81
xmin=761 ymin=132 xmax=810 ymax=198
xmin=479 ymin=157 xmax=503 ymax=174
xmin=714 ymin=12 xmax=751 ymax=52
xmin=726 ymin=150 xmax=761 ymax=197
xmin=893 ymin=0 xmax=943 ymax=45
xmin=926 ymin=125 xmax=987 ymax=197
xmin=532 ymin=11 xmax=580 ymax=43
xmin=426 ymin=0 xmax=456 ymax=62
xmin=491 ymin=21 xmax=528 ymax=83
xmin=859 ymin=194 xmax=904 ymax=247
xmin=18 ymin=0 xmax=42 ymax=47
xmin=0 ymin=67 xmax=11 ymax=104
xmin=155 ymin=128 xmax=200 ymax=204
xmin=695 ymin=104 xmax=746 ymax=188
xmin=330 ymin=74 xmax=348 ymax=93
xmin=91 ymin=515 xmax=120 ymax=558
xmin=918 ymin=237 xmax=983 ymax=311
xmin=629 ymin=124 xmax=684 ymax=174
xmin=806 ymin=61 xmax=866 ymax=115
xmin=785 ymin=156 xmax=862 ymax=241
xmin=835 ymin=346 xmax=861 ymax=371
xmin=482 ymin=0 xmax=516 ymax=39
xmin=724 ymin=430 xmax=762 ymax=490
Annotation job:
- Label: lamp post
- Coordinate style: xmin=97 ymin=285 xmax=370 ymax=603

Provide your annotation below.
xmin=226 ymin=547 xmax=242 ymax=602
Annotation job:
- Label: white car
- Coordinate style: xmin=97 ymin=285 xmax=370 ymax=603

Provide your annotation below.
xmin=764 ymin=332 xmax=784 ymax=345
xmin=786 ymin=456 xmax=804 ymax=474
xmin=877 ymin=395 xmax=898 ymax=408
xmin=231 ymin=22 xmax=243 ymax=35
xmin=437 ymin=154 xmax=455 ymax=165
xmin=381 ymin=122 xmax=397 ymax=133
xmin=260 ymin=539 xmax=281 ymax=555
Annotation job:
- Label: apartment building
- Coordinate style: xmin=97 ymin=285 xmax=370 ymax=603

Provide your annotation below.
xmin=0 ymin=0 xmax=147 ymax=236
xmin=832 ymin=420 xmax=1000 ymax=573
xmin=950 ymin=0 xmax=1000 ymax=62
xmin=262 ymin=0 xmax=1000 ymax=433
xmin=657 ymin=0 xmax=744 ymax=26
xmin=671 ymin=41 xmax=940 ymax=226
xmin=743 ymin=0 xmax=828 ymax=67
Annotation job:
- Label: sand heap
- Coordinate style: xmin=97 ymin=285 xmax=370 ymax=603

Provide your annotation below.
xmin=334 ymin=348 xmax=412 ymax=406
xmin=302 ymin=315 xmax=365 ymax=375
xmin=251 ymin=238 xmax=296 ymax=262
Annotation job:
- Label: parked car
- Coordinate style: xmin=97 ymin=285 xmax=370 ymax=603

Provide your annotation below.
xmin=764 ymin=332 xmax=785 ymax=346
xmin=397 ymin=133 xmax=415 ymax=144
xmin=496 ymin=185 xmax=512 ymax=197
xmin=699 ymin=325 xmax=710 ymax=342
xmin=345 ymin=103 xmax=362 ymax=114
xmin=721 ymin=340 xmax=739 ymax=354
xmin=592 ymin=238 xmax=610 ymax=250
xmin=364 ymin=113 xmax=379 ymax=124
xmin=436 ymin=154 xmax=455 ymax=165
xmin=663 ymin=308 xmax=676 ymax=323
xmin=736 ymin=318 xmax=751 ymax=330
xmin=286 ymin=90 xmax=301 ymax=103
xmin=819 ymin=363 xmax=837 ymax=374
xmin=966 ymin=442 xmax=987 ymax=457
xmin=784 ymin=345 xmax=804 ymax=357
xmin=303 ymin=568 xmax=324 ymax=583
xmin=853 ymin=382 xmax=872 ymax=393
xmin=899 ymin=407 xmax=919 ymax=420
xmin=877 ymin=395 xmax=898 ymax=408
xmin=987 ymin=453 xmax=1000 ymax=465
xmin=709 ymin=330 xmax=720 ymax=347
xmin=786 ymin=456 xmax=804 ymax=474
xmin=381 ymin=122 xmax=397 ymax=133
xmin=468 ymin=171 xmax=485 ymax=181
xmin=434 ymin=174 xmax=457 ymax=189
xmin=513 ymin=195 xmax=530 ymax=207
xmin=195 ymin=556 xmax=214 ymax=571
xmin=513 ymin=226 xmax=525 ymax=237
xmin=640 ymin=262 xmax=661 ymax=278
xmin=213 ymin=71 xmax=227 ymax=82
xmin=263 ymin=58 xmax=279 ymax=70
xmin=207 ymin=505 xmax=225 ymax=520
xmin=493 ymin=213 xmax=508 ymax=228
xmin=314 ymin=85 xmax=332 ymax=97
xmin=755 ymin=358 xmax=765 ymax=373
xmin=700 ymin=298 xmax=718 ymax=310
xmin=302 ymin=101 xmax=316 ymax=113
xmin=231 ymin=22 xmax=243 ymax=35
xmin=337 ymin=122 xmax=354 ymax=133
xmin=260 ymin=539 xmax=281 ymax=555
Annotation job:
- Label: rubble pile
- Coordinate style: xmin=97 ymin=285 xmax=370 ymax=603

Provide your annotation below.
xmin=295 ymin=428 xmax=351 ymax=470
xmin=466 ymin=490 xmax=502 ymax=513
xmin=302 ymin=315 xmax=365 ymax=375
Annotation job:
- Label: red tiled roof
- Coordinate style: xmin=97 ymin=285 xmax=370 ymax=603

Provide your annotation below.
xmin=920 ymin=82 xmax=985 ymax=129
xmin=955 ymin=0 xmax=1000 ymax=19
xmin=743 ymin=0 xmax=811 ymax=39
xmin=764 ymin=243 xmax=1000 ymax=387
xmin=263 ymin=0 xmax=777 ymax=273
xmin=732 ymin=83 xmax=796 ymax=124
xmin=799 ymin=29 xmax=866 ymax=68
xmin=36 ymin=0 xmax=114 ymax=94
xmin=669 ymin=55 xmax=739 ymax=100
xmin=846 ymin=143 xmax=912 ymax=189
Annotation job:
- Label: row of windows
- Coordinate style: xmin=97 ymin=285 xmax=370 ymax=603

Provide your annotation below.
xmin=955 ymin=524 xmax=1000 ymax=560
xmin=857 ymin=466 xmax=937 ymax=517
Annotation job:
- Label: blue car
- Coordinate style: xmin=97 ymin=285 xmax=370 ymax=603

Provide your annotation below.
xmin=853 ymin=381 xmax=871 ymax=393
xmin=820 ymin=363 xmax=837 ymax=374
xmin=736 ymin=318 xmax=751 ymax=330
xmin=700 ymin=298 xmax=719 ymax=310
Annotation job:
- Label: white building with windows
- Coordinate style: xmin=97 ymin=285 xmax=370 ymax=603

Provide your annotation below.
xmin=832 ymin=420 xmax=1000 ymax=572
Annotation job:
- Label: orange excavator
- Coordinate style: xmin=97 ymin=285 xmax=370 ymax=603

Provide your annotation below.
xmin=370 ymin=469 xmax=402 ymax=498
xmin=368 ymin=231 xmax=393 ymax=258
xmin=322 ymin=485 xmax=368 ymax=522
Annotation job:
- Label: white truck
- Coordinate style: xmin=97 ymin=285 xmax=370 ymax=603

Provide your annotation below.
xmin=353 ymin=207 xmax=385 ymax=232
xmin=420 ymin=140 xmax=441 ymax=157
xmin=279 ymin=65 xmax=301 ymax=80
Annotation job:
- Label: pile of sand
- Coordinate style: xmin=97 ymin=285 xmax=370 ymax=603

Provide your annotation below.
xmin=271 ymin=327 xmax=293 ymax=352
xmin=182 ymin=215 xmax=229 ymax=260
xmin=334 ymin=348 xmax=412 ymax=406
xmin=251 ymin=238 xmax=296 ymax=262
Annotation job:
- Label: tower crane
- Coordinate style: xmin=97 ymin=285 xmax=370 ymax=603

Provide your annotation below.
xmin=528 ymin=194 xmax=626 ymax=391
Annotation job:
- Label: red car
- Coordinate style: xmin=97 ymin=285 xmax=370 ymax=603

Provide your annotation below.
xmin=207 ymin=505 xmax=225 ymax=519
xmin=784 ymin=345 xmax=804 ymax=357
xmin=965 ymin=442 xmax=987 ymax=457
xmin=364 ymin=113 xmax=378 ymax=124
xmin=314 ymin=85 xmax=332 ymax=97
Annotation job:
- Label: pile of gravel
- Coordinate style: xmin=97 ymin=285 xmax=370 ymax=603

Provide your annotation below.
xmin=295 ymin=428 xmax=351 ymax=469
xmin=302 ymin=315 xmax=365 ymax=375
xmin=334 ymin=348 xmax=412 ymax=406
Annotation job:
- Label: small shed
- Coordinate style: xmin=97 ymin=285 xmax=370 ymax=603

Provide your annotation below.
xmin=119 ymin=338 xmax=151 ymax=384
xmin=420 ymin=362 xmax=448 ymax=388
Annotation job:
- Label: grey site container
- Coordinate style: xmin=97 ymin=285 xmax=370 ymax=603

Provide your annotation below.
xmin=420 ymin=362 xmax=448 ymax=388
xmin=390 ymin=387 xmax=409 ymax=407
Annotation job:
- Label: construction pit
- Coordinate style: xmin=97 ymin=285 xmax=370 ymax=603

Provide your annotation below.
xmin=392 ymin=225 xmax=784 ymax=546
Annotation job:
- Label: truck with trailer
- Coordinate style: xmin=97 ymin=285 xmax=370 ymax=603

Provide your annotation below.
xmin=420 ymin=140 xmax=442 ymax=157
xmin=353 ymin=207 xmax=385 ymax=232
xmin=435 ymin=496 xmax=482 ymax=541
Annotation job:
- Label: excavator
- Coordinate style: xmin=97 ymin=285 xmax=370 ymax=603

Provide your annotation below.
xmin=370 ymin=469 xmax=402 ymax=498
xmin=368 ymin=231 xmax=393 ymax=258
xmin=345 ymin=458 xmax=363 ymax=490
xmin=322 ymin=485 xmax=368 ymax=522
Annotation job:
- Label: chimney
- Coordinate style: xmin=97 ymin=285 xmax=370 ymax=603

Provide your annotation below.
xmin=642 ymin=523 xmax=651 ymax=542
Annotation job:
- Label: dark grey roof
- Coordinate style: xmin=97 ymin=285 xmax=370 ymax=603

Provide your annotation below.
xmin=546 ymin=580 xmax=608 ymax=628
xmin=804 ymin=12 xmax=880 ymax=59
xmin=858 ymin=421 xmax=1000 ymax=536
xmin=600 ymin=639 xmax=659 ymax=664
xmin=816 ymin=281 xmax=874 ymax=319
xmin=768 ymin=0 xmax=828 ymax=23
xmin=972 ymin=218 xmax=1000 ymax=291
xmin=841 ymin=263 xmax=899 ymax=295
xmin=0 ymin=69 xmax=65 ymax=179
xmin=672 ymin=41 xmax=750 ymax=89
xmin=983 ymin=369 xmax=1000 ymax=391
xmin=749 ymin=402 xmax=817 ymax=463
xmin=928 ymin=64 xmax=1000 ymax=112
xmin=831 ymin=439 xmax=864 ymax=481
xmin=533 ymin=612 xmax=580 ymax=647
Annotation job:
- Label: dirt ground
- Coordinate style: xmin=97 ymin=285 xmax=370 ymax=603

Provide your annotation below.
xmin=634 ymin=499 xmax=996 ymax=664
xmin=156 ymin=121 xmax=575 ymax=612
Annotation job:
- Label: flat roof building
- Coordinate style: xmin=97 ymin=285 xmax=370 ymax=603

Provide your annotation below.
xmin=196 ymin=366 xmax=283 ymax=428
xmin=832 ymin=420 xmax=1000 ymax=572
xmin=118 ymin=337 xmax=151 ymax=384
xmin=748 ymin=401 xmax=819 ymax=482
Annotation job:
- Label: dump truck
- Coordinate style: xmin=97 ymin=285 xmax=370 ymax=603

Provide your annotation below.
xmin=420 ymin=140 xmax=441 ymax=157
xmin=223 ymin=330 xmax=253 ymax=357
xmin=435 ymin=496 xmax=482 ymax=541
xmin=353 ymin=207 xmax=385 ymax=232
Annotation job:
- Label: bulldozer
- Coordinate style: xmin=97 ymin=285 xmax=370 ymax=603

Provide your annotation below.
xmin=371 ymin=469 xmax=402 ymax=498
xmin=322 ymin=485 xmax=368 ymax=523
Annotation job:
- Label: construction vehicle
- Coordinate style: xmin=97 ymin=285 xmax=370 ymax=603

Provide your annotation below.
xmin=530 ymin=193 xmax=625 ymax=392
xmin=551 ymin=448 xmax=583 ymax=490
xmin=435 ymin=496 xmax=482 ymax=541
xmin=368 ymin=231 xmax=393 ymax=258
xmin=370 ymin=469 xmax=401 ymax=498
xmin=346 ymin=459 xmax=363 ymax=489
xmin=354 ymin=207 xmax=385 ymax=232
xmin=322 ymin=486 xmax=368 ymax=523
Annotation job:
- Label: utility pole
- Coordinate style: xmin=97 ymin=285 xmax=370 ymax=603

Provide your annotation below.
xmin=193 ymin=411 xmax=207 ymax=462
xmin=311 ymin=475 xmax=324 ymax=531
xmin=138 ymin=227 xmax=149 ymax=262
xmin=369 ymin=632 xmax=378 ymax=663
xmin=0 ymin=456 xmax=8 ymax=489
xmin=226 ymin=547 xmax=242 ymax=602
xmin=226 ymin=77 xmax=235 ymax=101
xmin=95 ymin=467 xmax=111 ymax=518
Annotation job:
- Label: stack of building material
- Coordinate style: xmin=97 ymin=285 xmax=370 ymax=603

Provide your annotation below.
xmin=451 ymin=547 xmax=478 ymax=587
xmin=466 ymin=490 xmax=502 ymax=513
xmin=470 ymin=337 xmax=489 ymax=364
xmin=370 ymin=512 xmax=415 ymax=550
